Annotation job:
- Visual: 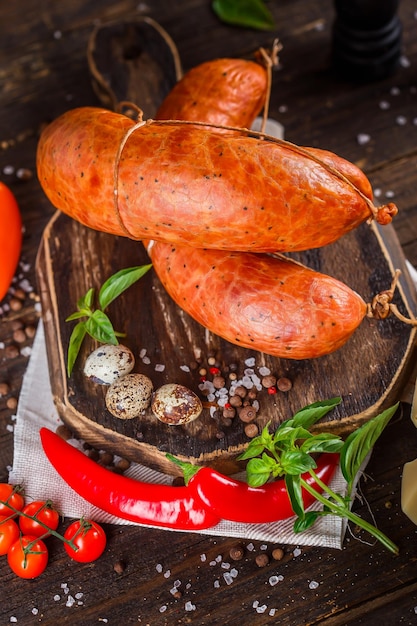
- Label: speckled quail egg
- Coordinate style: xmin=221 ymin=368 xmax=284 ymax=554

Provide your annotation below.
xmin=151 ymin=383 xmax=203 ymax=425
xmin=105 ymin=373 xmax=154 ymax=419
xmin=83 ymin=344 xmax=135 ymax=385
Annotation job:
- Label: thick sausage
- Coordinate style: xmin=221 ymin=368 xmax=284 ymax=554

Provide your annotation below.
xmin=145 ymin=240 xmax=367 ymax=359
xmin=155 ymin=57 xmax=268 ymax=131
xmin=36 ymin=106 xmax=397 ymax=252
xmin=155 ymin=58 xmax=374 ymax=201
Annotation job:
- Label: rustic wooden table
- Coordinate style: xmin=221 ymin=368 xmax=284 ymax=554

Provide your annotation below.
xmin=1 ymin=1 xmax=417 ymax=624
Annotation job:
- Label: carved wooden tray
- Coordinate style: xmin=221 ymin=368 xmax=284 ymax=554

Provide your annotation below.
xmin=35 ymin=211 xmax=417 ymax=475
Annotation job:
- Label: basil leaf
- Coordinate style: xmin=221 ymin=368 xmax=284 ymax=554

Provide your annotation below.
xmin=301 ymin=434 xmax=344 ymax=454
xmin=212 ymin=0 xmax=275 ymax=31
xmin=99 ymin=264 xmax=152 ymax=311
xmin=290 ymin=397 xmax=342 ymax=430
xmin=77 ymin=288 xmax=95 ymax=311
xmin=86 ymin=311 xmax=119 ymax=345
xmin=245 ymin=457 xmax=273 ymax=487
xmin=237 ymin=442 xmax=266 ymax=461
xmin=67 ymin=322 xmax=87 ymax=377
xmin=285 ymin=474 xmax=304 ymax=518
xmin=273 ymin=425 xmax=312 ymax=446
xmin=65 ymin=311 xmax=89 ymax=322
xmin=280 ymin=449 xmax=317 ymax=475
xmin=340 ymin=403 xmax=399 ymax=493
xmin=293 ymin=511 xmax=320 ymax=533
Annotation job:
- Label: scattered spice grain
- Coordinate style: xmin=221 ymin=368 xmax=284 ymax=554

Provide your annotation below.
xmin=272 ymin=547 xmax=284 ymax=561
xmin=113 ymin=560 xmax=126 ymax=574
xmin=277 ymin=377 xmax=292 ymax=392
xmin=6 ymin=397 xmax=17 ymax=410
xmin=229 ymin=545 xmax=245 ymax=561
xmin=244 ymin=423 xmax=258 ymax=438
xmin=239 ymin=405 xmax=257 ymax=423
xmin=255 ymin=553 xmax=270 ymax=567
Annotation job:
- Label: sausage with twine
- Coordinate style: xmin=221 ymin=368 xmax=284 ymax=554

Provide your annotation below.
xmin=36 ymin=106 xmax=397 ymax=253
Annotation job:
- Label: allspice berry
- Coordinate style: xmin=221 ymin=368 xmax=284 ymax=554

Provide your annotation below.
xmin=255 ymin=553 xmax=270 ymax=567
xmin=272 ymin=547 xmax=285 ymax=561
xmin=277 ymin=377 xmax=292 ymax=392
xmin=229 ymin=545 xmax=245 ymax=561
xmin=229 ymin=395 xmax=242 ymax=408
xmin=238 ymin=405 xmax=257 ymax=423
xmin=244 ymin=423 xmax=258 ymax=438
xmin=262 ymin=374 xmax=277 ymax=389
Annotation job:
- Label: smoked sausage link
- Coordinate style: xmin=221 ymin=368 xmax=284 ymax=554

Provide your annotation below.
xmin=155 ymin=57 xmax=268 ymax=131
xmin=145 ymin=240 xmax=367 ymax=360
xmin=36 ymin=107 xmax=397 ymax=252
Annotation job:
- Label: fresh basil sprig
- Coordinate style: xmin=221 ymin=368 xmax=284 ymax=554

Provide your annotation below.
xmin=238 ymin=399 xmax=399 ymax=554
xmin=65 ymin=264 xmax=152 ymax=377
xmin=212 ymin=0 xmax=276 ymax=31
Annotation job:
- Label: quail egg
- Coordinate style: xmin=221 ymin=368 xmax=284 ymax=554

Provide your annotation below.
xmin=83 ymin=344 xmax=135 ymax=385
xmin=105 ymin=373 xmax=154 ymax=419
xmin=151 ymin=383 xmax=203 ymax=425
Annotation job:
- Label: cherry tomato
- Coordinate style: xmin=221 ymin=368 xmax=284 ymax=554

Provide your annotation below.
xmin=0 ymin=182 xmax=22 ymax=301
xmin=0 ymin=483 xmax=25 ymax=517
xmin=19 ymin=500 xmax=60 ymax=537
xmin=0 ymin=515 xmax=20 ymax=556
xmin=7 ymin=535 xmax=48 ymax=579
xmin=63 ymin=519 xmax=106 ymax=563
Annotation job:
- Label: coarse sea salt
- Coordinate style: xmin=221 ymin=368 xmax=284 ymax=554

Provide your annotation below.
xmin=357 ymin=133 xmax=371 ymax=145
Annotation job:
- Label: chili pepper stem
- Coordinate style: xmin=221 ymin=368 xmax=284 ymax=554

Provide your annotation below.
xmin=0 ymin=498 xmax=79 ymax=552
xmin=166 ymin=453 xmax=200 ymax=484
xmin=299 ymin=478 xmax=398 ymax=555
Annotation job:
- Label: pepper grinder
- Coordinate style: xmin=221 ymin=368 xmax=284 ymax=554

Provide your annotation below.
xmin=332 ymin=0 xmax=402 ymax=81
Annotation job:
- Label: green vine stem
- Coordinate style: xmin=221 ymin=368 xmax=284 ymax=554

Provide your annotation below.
xmin=0 ymin=498 xmax=79 ymax=553
xmin=301 ymin=474 xmax=399 ymax=555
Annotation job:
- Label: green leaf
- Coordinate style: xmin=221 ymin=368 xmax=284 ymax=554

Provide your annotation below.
xmin=212 ymin=0 xmax=275 ymax=31
xmin=77 ymin=288 xmax=95 ymax=311
xmin=99 ymin=264 xmax=152 ymax=311
xmin=67 ymin=322 xmax=87 ymax=377
xmin=340 ymin=403 xmax=399 ymax=493
xmin=273 ymin=425 xmax=313 ymax=449
xmin=237 ymin=442 xmax=266 ymax=461
xmin=293 ymin=511 xmax=320 ymax=533
xmin=301 ymin=433 xmax=344 ymax=454
xmin=285 ymin=474 xmax=304 ymax=518
xmin=85 ymin=311 xmax=119 ymax=345
xmin=245 ymin=457 xmax=274 ymax=487
xmin=280 ymin=449 xmax=317 ymax=476
xmin=65 ymin=311 xmax=89 ymax=322
xmin=290 ymin=397 xmax=342 ymax=430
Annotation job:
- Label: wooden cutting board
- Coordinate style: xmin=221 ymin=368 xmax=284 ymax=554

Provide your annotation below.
xmin=35 ymin=211 xmax=417 ymax=476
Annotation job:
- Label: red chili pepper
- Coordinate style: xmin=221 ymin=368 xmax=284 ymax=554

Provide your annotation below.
xmin=186 ymin=453 xmax=340 ymax=524
xmin=39 ymin=428 xmax=220 ymax=531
